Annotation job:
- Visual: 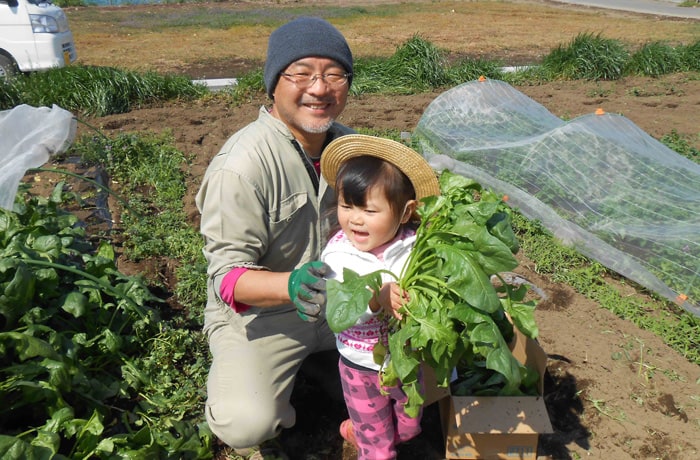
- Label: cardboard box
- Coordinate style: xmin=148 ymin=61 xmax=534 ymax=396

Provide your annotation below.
xmin=438 ymin=326 xmax=553 ymax=459
xmin=421 ymin=361 xmax=451 ymax=406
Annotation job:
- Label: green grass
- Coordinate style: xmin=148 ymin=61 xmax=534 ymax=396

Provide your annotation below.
xmin=540 ymin=32 xmax=630 ymax=80
xmin=679 ymin=40 xmax=700 ymax=71
xmin=660 ymin=130 xmax=700 ymax=163
xmin=0 ymin=65 xmax=206 ymax=116
xmin=626 ymin=41 xmax=684 ymax=76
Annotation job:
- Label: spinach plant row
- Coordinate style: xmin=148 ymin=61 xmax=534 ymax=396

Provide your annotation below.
xmin=0 ymin=184 xmax=211 ymax=458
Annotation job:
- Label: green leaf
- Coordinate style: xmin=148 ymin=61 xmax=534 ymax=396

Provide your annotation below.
xmin=471 ymin=227 xmax=519 ymax=274
xmin=49 ymin=181 xmax=66 ymax=204
xmin=99 ymin=329 xmax=122 ymax=353
xmin=34 ymin=268 xmax=60 ymax=297
xmin=469 ymin=320 xmax=501 ymax=350
xmin=466 ymin=201 xmax=500 ymax=226
xmin=402 ymin=380 xmax=425 ymax=419
xmin=0 ymin=435 xmax=53 ymax=460
xmin=520 ymin=365 xmax=541 ymax=395
xmin=326 ymin=268 xmax=381 ymax=333
xmin=0 ymin=212 xmax=22 ymax=246
xmin=463 ymin=319 xmax=524 ymax=394
xmin=449 ymin=301 xmax=489 ymax=325
xmin=439 ymin=171 xmax=481 ymax=196
xmin=31 ymin=430 xmax=61 ymax=456
xmin=388 ymin=325 xmax=421 ymax=381
xmin=95 ymin=438 xmax=116 ymax=456
xmin=504 ymin=297 xmax=539 ymax=339
xmin=43 ymin=407 xmax=75 ymax=433
xmin=43 ymin=358 xmax=71 ymax=389
xmin=0 ymin=332 xmax=60 ymax=361
xmin=61 ymin=291 xmax=88 ymax=318
xmin=487 ymin=211 xmax=520 ymax=254
xmin=405 ymin=295 xmax=459 ymax=362
xmin=31 ymin=235 xmax=62 ymax=260
xmin=95 ymin=240 xmax=116 ymax=260
xmin=438 ymin=248 xmax=500 ymax=313
xmin=0 ymin=263 xmax=35 ymax=325
xmin=373 ymin=341 xmax=387 ymax=366
xmin=69 ymin=410 xmax=105 ymax=458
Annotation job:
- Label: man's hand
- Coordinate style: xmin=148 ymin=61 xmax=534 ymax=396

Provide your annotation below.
xmin=288 ymin=261 xmax=331 ymax=321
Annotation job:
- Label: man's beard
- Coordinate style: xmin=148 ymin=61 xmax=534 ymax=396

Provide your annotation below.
xmin=300 ymin=118 xmax=334 ymax=134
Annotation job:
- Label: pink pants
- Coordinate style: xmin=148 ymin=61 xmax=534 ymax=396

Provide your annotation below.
xmin=339 ymin=358 xmax=423 ymax=460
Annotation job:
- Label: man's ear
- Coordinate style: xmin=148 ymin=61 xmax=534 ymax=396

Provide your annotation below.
xmin=400 ymin=200 xmax=418 ymax=224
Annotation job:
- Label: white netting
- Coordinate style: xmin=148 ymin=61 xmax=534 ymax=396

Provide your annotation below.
xmin=0 ymin=104 xmax=76 ymax=210
xmin=415 ymin=79 xmax=700 ymax=317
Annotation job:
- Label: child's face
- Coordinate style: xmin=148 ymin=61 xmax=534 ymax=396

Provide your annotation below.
xmin=337 ymin=185 xmax=413 ymax=253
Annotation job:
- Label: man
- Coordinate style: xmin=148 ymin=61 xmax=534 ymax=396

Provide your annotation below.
xmin=195 ymin=16 xmax=354 ymax=459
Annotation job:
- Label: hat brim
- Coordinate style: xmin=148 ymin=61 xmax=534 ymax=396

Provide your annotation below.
xmin=321 ymin=134 xmax=440 ymax=201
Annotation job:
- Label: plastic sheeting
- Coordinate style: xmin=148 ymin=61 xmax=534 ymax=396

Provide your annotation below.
xmin=0 ymin=104 xmax=77 ymax=210
xmin=416 ymin=79 xmax=700 ymax=317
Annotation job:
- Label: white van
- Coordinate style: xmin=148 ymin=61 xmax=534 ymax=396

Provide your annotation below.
xmin=0 ymin=0 xmax=77 ymax=77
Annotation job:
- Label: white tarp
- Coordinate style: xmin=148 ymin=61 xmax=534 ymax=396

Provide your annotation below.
xmin=416 ymin=79 xmax=700 ymax=317
xmin=0 ymin=104 xmax=77 ymax=210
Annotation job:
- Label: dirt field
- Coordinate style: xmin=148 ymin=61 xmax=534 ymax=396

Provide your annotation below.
xmin=61 ymin=1 xmax=700 ymax=459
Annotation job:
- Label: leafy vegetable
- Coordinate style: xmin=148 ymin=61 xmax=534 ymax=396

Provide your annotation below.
xmin=0 ymin=184 xmax=212 ymax=458
xmin=327 ymin=170 xmax=539 ymax=417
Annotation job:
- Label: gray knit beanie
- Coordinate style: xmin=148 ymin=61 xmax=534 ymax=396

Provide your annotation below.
xmin=264 ymin=17 xmax=353 ymax=98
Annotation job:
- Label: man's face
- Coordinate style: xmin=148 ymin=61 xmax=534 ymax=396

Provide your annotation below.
xmin=270 ymin=57 xmax=350 ymax=139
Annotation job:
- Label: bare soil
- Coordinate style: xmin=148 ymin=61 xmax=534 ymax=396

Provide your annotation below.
xmin=51 ymin=1 xmax=700 ymax=459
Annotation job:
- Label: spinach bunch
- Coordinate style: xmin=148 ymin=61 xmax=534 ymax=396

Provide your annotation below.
xmin=327 ymin=170 xmax=539 ymax=417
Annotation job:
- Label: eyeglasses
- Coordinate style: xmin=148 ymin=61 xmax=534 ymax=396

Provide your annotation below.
xmin=279 ymin=72 xmax=351 ymax=89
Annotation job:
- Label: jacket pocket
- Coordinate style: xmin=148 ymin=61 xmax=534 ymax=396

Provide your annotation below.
xmin=270 ymin=192 xmax=308 ymax=226
xmin=268 ymin=192 xmax=314 ymax=265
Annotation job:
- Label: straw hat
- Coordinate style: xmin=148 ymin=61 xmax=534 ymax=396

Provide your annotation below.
xmin=321 ymin=134 xmax=440 ymax=200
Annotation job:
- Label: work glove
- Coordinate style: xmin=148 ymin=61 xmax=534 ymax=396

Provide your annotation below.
xmin=288 ymin=261 xmax=331 ymax=322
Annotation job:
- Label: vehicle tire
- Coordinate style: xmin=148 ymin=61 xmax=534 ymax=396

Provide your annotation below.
xmin=0 ymin=54 xmax=18 ymax=78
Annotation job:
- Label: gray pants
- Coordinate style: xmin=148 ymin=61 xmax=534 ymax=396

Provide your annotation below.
xmin=203 ymin=300 xmax=337 ymax=449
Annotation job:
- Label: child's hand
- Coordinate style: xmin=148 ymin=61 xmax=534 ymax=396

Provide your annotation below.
xmin=373 ymin=282 xmax=409 ymax=320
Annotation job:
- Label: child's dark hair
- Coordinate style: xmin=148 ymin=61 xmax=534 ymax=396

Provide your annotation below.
xmin=337 ymin=156 xmax=415 ymax=215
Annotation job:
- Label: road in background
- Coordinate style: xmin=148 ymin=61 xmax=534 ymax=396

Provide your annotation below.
xmin=551 ymin=0 xmax=700 ymax=19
